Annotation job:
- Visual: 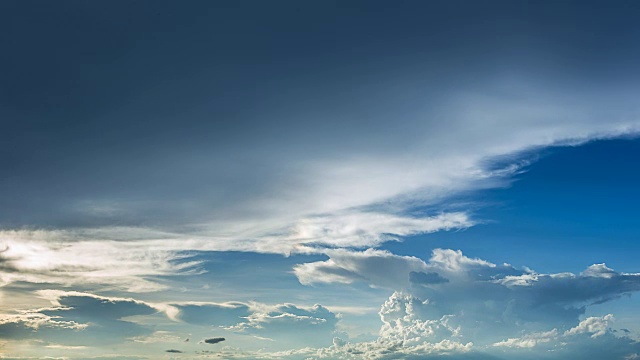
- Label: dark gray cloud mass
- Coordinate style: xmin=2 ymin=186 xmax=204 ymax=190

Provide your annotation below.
xmin=1 ymin=0 xmax=639 ymax=231
xmin=203 ymin=337 xmax=225 ymax=345
xmin=409 ymin=271 xmax=450 ymax=285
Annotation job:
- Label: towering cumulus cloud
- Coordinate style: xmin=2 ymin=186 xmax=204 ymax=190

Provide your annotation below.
xmin=295 ymin=249 xmax=640 ymax=359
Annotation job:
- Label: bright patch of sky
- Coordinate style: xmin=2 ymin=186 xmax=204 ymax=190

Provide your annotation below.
xmin=2 ymin=1 xmax=640 ymax=359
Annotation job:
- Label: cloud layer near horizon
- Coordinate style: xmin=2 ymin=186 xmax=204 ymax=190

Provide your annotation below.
xmin=4 ymin=248 xmax=638 ymax=359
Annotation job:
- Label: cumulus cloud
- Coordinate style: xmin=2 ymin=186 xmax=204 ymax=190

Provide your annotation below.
xmin=294 ymin=248 xmax=518 ymax=289
xmin=3 ymin=264 xmax=634 ymax=360
xmin=492 ymin=315 xmax=617 ymax=350
xmin=3 ymin=2 xmax=640 ymax=360
xmin=309 ymin=292 xmax=638 ymax=360
xmin=314 ymin=337 xmax=473 ymax=360
xmin=294 ymin=249 xmax=429 ymax=288
xmin=294 ymin=248 xmax=640 ymax=354
xmin=296 ymin=248 xmax=640 ymax=309
xmin=565 ymin=314 xmax=615 ymax=338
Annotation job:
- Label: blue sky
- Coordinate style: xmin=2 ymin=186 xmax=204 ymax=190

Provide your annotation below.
xmin=2 ymin=1 xmax=640 ymax=359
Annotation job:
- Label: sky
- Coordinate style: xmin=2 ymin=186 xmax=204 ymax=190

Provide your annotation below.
xmin=1 ymin=1 xmax=640 ymax=359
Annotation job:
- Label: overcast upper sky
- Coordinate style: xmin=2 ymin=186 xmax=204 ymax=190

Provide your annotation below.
xmin=2 ymin=1 xmax=640 ymax=359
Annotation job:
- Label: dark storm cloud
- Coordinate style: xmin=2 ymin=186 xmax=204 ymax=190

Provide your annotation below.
xmin=2 ymin=0 xmax=640 ymax=229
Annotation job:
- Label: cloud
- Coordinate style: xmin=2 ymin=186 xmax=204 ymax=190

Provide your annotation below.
xmin=294 ymin=249 xmax=429 ymax=288
xmin=0 ymin=231 xmax=204 ymax=292
xmin=308 ymin=293 xmax=639 ymax=360
xmin=165 ymin=349 xmax=183 ymax=353
xmin=44 ymin=344 xmax=88 ymax=350
xmin=0 ymin=311 xmax=88 ymax=337
xmin=161 ymin=299 xmax=342 ymax=350
xmin=492 ymin=315 xmax=616 ymax=350
xmin=2 ymin=2 xmax=640 ymax=359
xmin=0 ymin=290 xmax=166 ymax=346
xmin=565 ymin=314 xmax=615 ymax=338
xmin=174 ymin=302 xmax=251 ymax=327
xmin=581 ymin=263 xmax=618 ymax=278
xmin=315 ymin=337 xmax=474 ymax=360
xmin=296 ymin=248 xmax=640 ymax=312
xmin=57 ymin=251 xmax=630 ymax=360
xmin=293 ymin=248 xmax=640 ymax=357
xmin=281 ymin=212 xmax=473 ymax=249
xmin=203 ymin=337 xmax=225 ymax=344
xmin=226 ymin=303 xmax=339 ymax=348
xmin=409 ymin=271 xmax=449 ymax=285
xmin=294 ymin=248 xmax=518 ymax=289
xmin=1 ymin=75 xmax=639 ymax=293
xmin=129 ymin=331 xmax=183 ymax=344
xmin=35 ymin=290 xmax=177 ymax=319
xmin=492 ymin=329 xmax=558 ymax=348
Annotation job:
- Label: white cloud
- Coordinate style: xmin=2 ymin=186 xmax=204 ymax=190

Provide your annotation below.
xmin=378 ymin=292 xmax=462 ymax=343
xmin=565 ymin=314 xmax=614 ymax=338
xmin=293 ymin=249 xmax=429 ymax=288
xmin=280 ymin=211 xmax=472 ymax=249
xmin=0 ymin=212 xmax=470 ymax=293
xmin=581 ymin=264 xmax=618 ymax=278
xmin=427 ymin=249 xmax=496 ymax=273
xmin=224 ymin=303 xmax=338 ymax=348
xmin=0 ymin=231 xmax=204 ymax=292
xmin=493 ymin=329 xmax=558 ymax=348
xmin=44 ymin=344 xmax=87 ymax=350
xmin=314 ymin=338 xmax=473 ymax=360
xmin=293 ymin=248 xmax=514 ymax=289
xmin=294 ymin=248 xmax=640 ymax=354
xmin=0 ymin=312 xmax=88 ymax=332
